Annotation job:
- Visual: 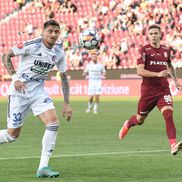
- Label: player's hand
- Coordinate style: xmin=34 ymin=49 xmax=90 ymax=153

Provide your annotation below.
xmin=62 ymin=103 xmax=72 ymax=121
xmin=157 ymin=70 xmax=169 ymax=77
xmin=14 ymin=80 xmax=26 ymax=93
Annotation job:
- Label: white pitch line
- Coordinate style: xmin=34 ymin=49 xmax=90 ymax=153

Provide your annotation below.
xmin=0 ymin=149 xmax=169 ymax=161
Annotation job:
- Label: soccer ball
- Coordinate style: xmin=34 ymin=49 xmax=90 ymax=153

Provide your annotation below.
xmin=79 ymin=28 xmax=100 ymax=50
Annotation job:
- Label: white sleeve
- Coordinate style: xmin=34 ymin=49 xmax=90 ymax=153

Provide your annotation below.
xmin=102 ymin=64 xmax=106 ymax=74
xmin=56 ymin=52 xmax=67 ymax=73
xmin=11 ymin=42 xmax=31 ymax=56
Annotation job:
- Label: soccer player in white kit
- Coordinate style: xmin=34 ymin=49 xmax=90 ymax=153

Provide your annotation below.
xmin=1 ymin=20 xmax=72 ymax=178
xmin=83 ymin=49 xmax=106 ymax=114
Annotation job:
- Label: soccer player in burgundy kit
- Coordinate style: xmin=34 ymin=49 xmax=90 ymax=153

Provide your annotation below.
xmin=119 ymin=24 xmax=182 ymax=155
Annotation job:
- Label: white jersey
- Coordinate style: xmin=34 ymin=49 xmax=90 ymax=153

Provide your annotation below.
xmin=9 ymin=37 xmax=66 ymax=96
xmin=84 ymin=61 xmax=106 ymax=80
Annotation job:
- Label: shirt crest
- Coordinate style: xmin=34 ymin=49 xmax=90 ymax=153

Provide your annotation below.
xmin=164 ymin=52 xmax=168 ymax=58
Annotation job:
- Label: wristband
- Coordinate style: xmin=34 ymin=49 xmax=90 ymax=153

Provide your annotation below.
xmin=12 ymin=74 xmax=18 ymax=82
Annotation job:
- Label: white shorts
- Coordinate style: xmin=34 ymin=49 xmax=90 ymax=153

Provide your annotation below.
xmin=7 ymin=91 xmax=55 ymax=128
xmin=88 ymin=80 xmax=102 ymax=95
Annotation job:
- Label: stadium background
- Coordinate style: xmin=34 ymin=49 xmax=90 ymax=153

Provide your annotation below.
xmin=0 ymin=0 xmax=181 ymax=97
xmin=1 ymin=1 xmax=182 ymax=182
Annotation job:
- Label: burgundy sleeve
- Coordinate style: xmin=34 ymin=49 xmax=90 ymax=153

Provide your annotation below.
xmin=137 ymin=47 xmax=146 ymax=65
xmin=168 ymin=47 xmax=172 ymax=64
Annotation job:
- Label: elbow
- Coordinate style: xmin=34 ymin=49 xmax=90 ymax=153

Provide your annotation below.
xmin=2 ymin=52 xmax=12 ymax=64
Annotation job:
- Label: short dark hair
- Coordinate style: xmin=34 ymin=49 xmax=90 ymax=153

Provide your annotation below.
xmin=148 ymin=24 xmax=161 ymax=31
xmin=43 ymin=19 xmax=60 ymax=29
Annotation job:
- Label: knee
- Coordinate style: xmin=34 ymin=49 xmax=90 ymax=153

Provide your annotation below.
xmin=46 ymin=121 xmax=60 ymax=131
xmin=162 ymin=109 xmax=173 ymax=120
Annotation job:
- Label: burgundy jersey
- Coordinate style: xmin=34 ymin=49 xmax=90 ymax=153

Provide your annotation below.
xmin=137 ymin=44 xmax=171 ymax=92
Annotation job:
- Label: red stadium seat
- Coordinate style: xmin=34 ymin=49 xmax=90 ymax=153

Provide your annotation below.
xmin=0 ymin=0 xmax=181 ymax=73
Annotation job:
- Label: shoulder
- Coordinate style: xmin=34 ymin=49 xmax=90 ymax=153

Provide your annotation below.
xmin=54 ymin=41 xmax=64 ymax=57
xmin=12 ymin=37 xmax=42 ymax=55
xmin=54 ymin=41 xmax=63 ymax=50
xmin=24 ymin=37 xmax=42 ymax=47
xmin=137 ymin=45 xmax=151 ymax=55
xmin=161 ymin=45 xmax=170 ymax=51
xmin=142 ymin=44 xmax=152 ymax=52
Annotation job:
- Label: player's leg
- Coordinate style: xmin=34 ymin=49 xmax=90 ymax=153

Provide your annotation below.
xmin=93 ymin=95 xmax=99 ymax=114
xmin=0 ymin=95 xmax=29 ymax=144
xmin=160 ymin=105 xmax=182 ymax=155
xmin=86 ymin=95 xmax=94 ymax=113
xmin=158 ymin=92 xmax=182 ymax=155
xmin=119 ymin=96 xmax=156 ymax=140
xmin=93 ymin=82 xmax=102 ymax=114
xmin=0 ymin=127 xmax=21 ymax=144
xmin=86 ymin=82 xmax=94 ymax=113
xmin=31 ymin=94 xmax=60 ymax=178
xmin=119 ymin=114 xmax=147 ymax=139
xmin=36 ymin=109 xmax=60 ymax=178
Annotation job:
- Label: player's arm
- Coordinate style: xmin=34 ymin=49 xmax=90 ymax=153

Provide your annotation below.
xmin=60 ymin=72 xmax=72 ymax=121
xmin=137 ymin=64 xmax=169 ymax=77
xmin=56 ymin=48 xmax=72 ymax=121
xmin=82 ymin=71 xmax=87 ymax=77
xmin=2 ymin=50 xmax=26 ymax=92
xmin=2 ymin=50 xmax=16 ymax=76
xmin=82 ymin=66 xmax=89 ymax=78
xmin=82 ymin=67 xmax=88 ymax=77
xmin=102 ymin=66 xmax=106 ymax=78
xmin=167 ymin=62 xmax=182 ymax=90
xmin=60 ymin=72 xmax=70 ymax=104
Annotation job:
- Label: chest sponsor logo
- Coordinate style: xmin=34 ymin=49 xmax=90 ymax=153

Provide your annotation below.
xmin=150 ymin=61 xmax=167 ymax=65
xmin=30 ymin=60 xmax=55 ymax=75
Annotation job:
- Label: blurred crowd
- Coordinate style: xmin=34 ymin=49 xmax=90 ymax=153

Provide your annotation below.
xmin=3 ymin=0 xmax=182 ymax=70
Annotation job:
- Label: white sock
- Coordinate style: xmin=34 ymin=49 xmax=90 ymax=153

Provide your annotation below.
xmin=88 ymin=101 xmax=93 ymax=109
xmin=0 ymin=129 xmax=16 ymax=144
xmin=93 ymin=103 xmax=98 ymax=112
xmin=38 ymin=129 xmax=57 ymax=170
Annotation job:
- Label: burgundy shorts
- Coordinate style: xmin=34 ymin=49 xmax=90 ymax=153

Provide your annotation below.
xmin=137 ymin=88 xmax=173 ymax=115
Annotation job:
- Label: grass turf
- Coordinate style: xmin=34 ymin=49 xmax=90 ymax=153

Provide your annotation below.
xmin=0 ymin=97 xmax=182 ymax=182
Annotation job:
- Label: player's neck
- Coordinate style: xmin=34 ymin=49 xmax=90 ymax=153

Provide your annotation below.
xmin=150 ymin=43 xmax=160 ymax=49
xmin=42 ymin=39 xmax=54 ymax=49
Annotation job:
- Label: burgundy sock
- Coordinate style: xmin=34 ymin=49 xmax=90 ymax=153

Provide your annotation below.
xmin=127 ymin=115 xmax=139 ymax=128
xmin=163 ymin=110 xmax=176 ymax=146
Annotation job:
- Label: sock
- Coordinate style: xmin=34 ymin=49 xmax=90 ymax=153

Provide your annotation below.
xmin=93 ymin=103 xmax=98 ymax=112
xmin=38 ymin=122 xmax=59 ymax=170
xmin=126 ymin=115 xmax=140 ymax=128
xmin=0 ymin=129 xmax=16 ymax=144
xmin=162 ymin=110 xmax=176 ymax=146
xmin=88 ymin=101 xmax=93 ymax=109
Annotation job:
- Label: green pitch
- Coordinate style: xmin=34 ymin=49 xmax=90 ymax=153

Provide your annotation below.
xmin=0 ymin=97 xmax=182 ymax=182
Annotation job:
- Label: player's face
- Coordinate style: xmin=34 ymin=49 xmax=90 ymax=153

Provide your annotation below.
xmin=43 ymin=26 xmax=60 ymax=48
xmin=91 ymin=54 xmax=97 ymax=63
xmin=148 ymin=28 xmax=161 ymax=45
